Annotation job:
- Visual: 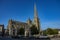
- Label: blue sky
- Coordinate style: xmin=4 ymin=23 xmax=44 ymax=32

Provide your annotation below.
xmin=0 ymin=0 xmax=60 ymax=30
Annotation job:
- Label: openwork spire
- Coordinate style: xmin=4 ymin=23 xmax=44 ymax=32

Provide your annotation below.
xmin=34 ymin=2 xmax=38 ymax=18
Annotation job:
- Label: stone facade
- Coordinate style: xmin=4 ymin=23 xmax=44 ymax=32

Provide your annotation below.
xmin=8 ymin=20 xmax=30 ymax=36
xmin=0 ymin=24 xmax=4 ymax=36
xmin=7 ymin=3 xmax=40 ymax=36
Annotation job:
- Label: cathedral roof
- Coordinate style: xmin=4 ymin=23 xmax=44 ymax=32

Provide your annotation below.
xmin=11 ymin=20 xmax=28 ymax=25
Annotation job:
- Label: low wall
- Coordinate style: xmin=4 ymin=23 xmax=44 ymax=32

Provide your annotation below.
xmin=0 ymin=37 xmax=50 ymax=40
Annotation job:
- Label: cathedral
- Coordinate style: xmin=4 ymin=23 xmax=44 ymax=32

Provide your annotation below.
xmin=7 ymin=3 xmax=40 ymax=37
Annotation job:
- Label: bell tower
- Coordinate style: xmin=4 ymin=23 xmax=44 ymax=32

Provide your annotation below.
xmin=34 ymin=3 xmax=40 ymax=31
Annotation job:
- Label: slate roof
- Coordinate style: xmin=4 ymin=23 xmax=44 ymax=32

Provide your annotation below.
xmin=12 ymin=20 xmax=28 ymax=25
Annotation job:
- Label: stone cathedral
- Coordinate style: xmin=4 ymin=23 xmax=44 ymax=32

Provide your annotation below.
xmin=8 ymin=3 xmax=40 ymax=36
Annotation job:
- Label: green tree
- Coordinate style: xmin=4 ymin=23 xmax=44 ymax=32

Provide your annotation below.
xmin=43 ymin=28 xmax=58 ymax=35
xmin=46 ymin=28 xmax=54 ymax=35
xmin=43 ymin=30 xmax=47 ymax=36
xmin=53 ymin=29 xmax=58 ymax=34
xmin=30 ymin=25 xmax=39 ymax=35
xmin=45 ymin=28 xmax=58 ymax=35
xmin=18 ymin=27 xmax=25 ymax=35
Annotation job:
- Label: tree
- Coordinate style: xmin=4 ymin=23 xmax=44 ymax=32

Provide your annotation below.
xmin=44 ymin=28 xmax=58 ymax=35
xmin=30 ymin=25 xmax=39 ymax=35
xmin=43 ymin=30 xmax=47 ymax=36
xmin=53 ymin=29 xmax=58 ymax=34
xmin=42 ymin=28 xmax=58 ymax=36
xmin=17 ymin=27 xmax=25 ymax=35
xmin=46 ymin=28 xmax=54 ymax=35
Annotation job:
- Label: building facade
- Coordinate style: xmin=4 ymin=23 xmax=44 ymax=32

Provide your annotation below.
xmin=8 ymin=3 xmax=40 ymax=36
xmin=0 ymin=24 xmax=4 ymax=36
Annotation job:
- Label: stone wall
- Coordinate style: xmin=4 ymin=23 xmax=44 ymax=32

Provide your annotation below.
xmin=0 ymin=37 xmax=50 ymax=40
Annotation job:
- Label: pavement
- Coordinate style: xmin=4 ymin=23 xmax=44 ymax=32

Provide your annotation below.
xmin=0 ymin=36 xmax=60 ymax=40
xmin=51 ymin=38 xmax=60 ymax=40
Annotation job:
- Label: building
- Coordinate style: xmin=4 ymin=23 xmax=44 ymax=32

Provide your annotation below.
xmin=58 ymin=30 xmax=60 ymax=35
xmin=7 ymin=3 xmax=40 ymax=37
xmin=4 ymin=29 xmax=9 ymax=36
xmin=0 ymin=24 xmax=4 ymax=36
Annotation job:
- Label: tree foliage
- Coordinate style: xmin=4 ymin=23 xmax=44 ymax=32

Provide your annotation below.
xmin=17 ymin=27 xmax=25 ymax=35
xmin=46 ymin=28 xmax=54 ymax=35
xmin=43 ymin=28 xmax=58 ymax=35
xmin=53 ymin=29 xmax=58 ymax=34
xmin=43 ymin=30 xmax=47 ymax=36
xmin=30 ymin=25 xmax=39 ymax=35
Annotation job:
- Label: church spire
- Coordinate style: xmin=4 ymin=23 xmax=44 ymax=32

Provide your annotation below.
xmin=34 ymin=2 xmax=40 ymax=32
xmin=34 ymin=2 xmax=38 ymax=18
